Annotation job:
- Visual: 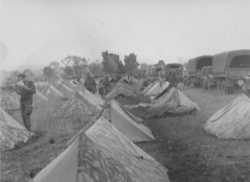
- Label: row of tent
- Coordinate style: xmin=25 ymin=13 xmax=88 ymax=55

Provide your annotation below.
xmin=30 ymin=76 xmax=250 ymax=182
xmin=105 ymin=77 xmax=250 ymax=140
xmin=114 ymin=79 xmax=200 ymax=117
xmin=0 ymin=77 xmax=170 ymax=182
xmin=30 ymin=78 xmax=169 ymax=181
xmin=3 ymin=75 xmax=247 ymax=182
xmin=143 ymin=79 xmax=250 ymax=139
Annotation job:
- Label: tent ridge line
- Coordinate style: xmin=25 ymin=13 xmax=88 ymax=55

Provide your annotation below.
xmin=67 ymin=107 xmax=105 ymax=146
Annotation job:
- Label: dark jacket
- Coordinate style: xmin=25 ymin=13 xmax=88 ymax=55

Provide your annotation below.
xmin=16 ymin=80 xmax=36 ymax=104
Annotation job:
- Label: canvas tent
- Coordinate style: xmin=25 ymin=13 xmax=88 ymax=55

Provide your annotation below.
xmin=0 ymin=91 xmax=21 ymax=123
xmin=105 ymin=82 xmax=138 ymax=100
xmin=204 ymin=94 xmax=250 ymax=139
xmin=31 ymin=91 xmax=58 ymax=132
xmin=36 ymin=91 xmax=48 ymax=102
xmin=81 ymin=117 xmax=169 ymax=182
xmin=46 ymin=84 xmax=65 ymax=98
xmin=66 ymin=80 xmax=104 ymax=110
xmin=106 ymin=100 xmax=155 ymax=142
xmin=54 ymin=79 xmax=75 ymax=98
xmin=32 ymin=88 xmax=98 ymax=133
xmin=148 ymin=87 xmax=199 ymax=116
xmin=33 ymin=117 xmax=169 ymax=182
xmin=36 ymin=82 xmax=65 ymax=100
xmin=128 ymin=87 xmax=199 ymax=117
xmin=75 ymin=89 xmax=104 ymax=111
xmin=46 ymin=96 xmax=96 ymax=134
xmin=0 ymin=91 xmax=19 ymax=111
xmin=0 ymin=106 xmax=32 ymax=150
xmin=144 ymin=81 xmax=169 ymax=97
xmin=142 ymin=82 xmax=155 ymax=95
xmin=33 ymin=138 xmax=79 ymax=182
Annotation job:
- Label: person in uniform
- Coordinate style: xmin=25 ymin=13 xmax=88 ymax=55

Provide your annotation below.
xmin=15 ymin=73 xmax=36 ymax=131
xmin=84 ymin=72 xmax=97 ymax=93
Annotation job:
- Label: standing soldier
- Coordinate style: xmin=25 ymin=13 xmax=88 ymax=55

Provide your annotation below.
xmin=15 ymin=72 xmax=36 ymax=131
xmin=84 ymin=72 xmax=97 ymax=94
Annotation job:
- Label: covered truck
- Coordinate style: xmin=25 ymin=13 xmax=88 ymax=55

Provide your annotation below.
xmin=186 ymin=55 xmax=213 ymax=87
xmin=165 ymin=63 xmax=184 ymax=86
xmin=211 ymin=50 xmax=250 ymax=93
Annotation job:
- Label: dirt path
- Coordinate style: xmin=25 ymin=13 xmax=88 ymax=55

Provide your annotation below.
xmin=137 ymin=88 xmax=250 ymax=182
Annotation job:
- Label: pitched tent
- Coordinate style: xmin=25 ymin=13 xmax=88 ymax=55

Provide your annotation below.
xmin=108 ymin=100 xmax=155 ymax=142
xmin=54 ymin=79 xmax=75 ymax=98
xmin=46 ymin=95 xmax=97 ymax=134
xmin=33 ymin=117 xmax=169 ymax=182
xmin=33 ymin=138 xmax=79 ymax=182
xmin=144 ymin=81 xmax=169 ymax=97
xmin=106 ymin=82 xmax=138 ymax=100
xmin=142 ymin=82 xmax=155 ymax=95
xmin=32 ymin=89 xmax=98 ymax=133
xmin=204 ymin=94 xmax=250 ymax=139
xmin=47 ymin=84 xmax=65 ymax=99
xmin=120 ymin=104 xmax=144 ymax=123
xmin=31 ymin=91 xmax=53 ymax=132
xmin=0 ymin=107 xmax=32 ymax=150
xmin=81 ymin=117 xmax=169 ymax=182
xmin=35 ymin=91 xmax=48 ymax=103
xmin=0 ymin=91 xmax=21 ymax=123
xmin=148 ymin=87 xmax=199 ymax=116
xmin=75 ymin=89 xmax=104 ymax=111
xmin=0 ymin=91 xmax=19 ymax=111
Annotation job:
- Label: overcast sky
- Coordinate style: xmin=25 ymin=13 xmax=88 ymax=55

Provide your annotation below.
xmin=0 ymin=0 xmax=250 ymax=70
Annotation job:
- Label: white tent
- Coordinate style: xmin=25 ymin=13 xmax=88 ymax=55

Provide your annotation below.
xmin=144 ymin=81 xmax=169 ymax=97
xmin=54 ymin=79 xmax=75 ymax=98
xmin=33 ymin=138 xmax=79 ymax=182
xmin=36 ymin=91 xmax=48 ymax=102
xmin=108 ymin=100 xmax=155 ymax=142
xmin=33 ymin=117 xmax=169 ymax=182
xmin=82 ymin=117 xmax=169 ymax=182
xmin=0 ymin=91 xmax=19 ymax=111
xmin=129 ymin=87 xmax=199 ymax=116
xmin=142 ymin=82 xmax=155 ymax=95
xmin=204 ymin=94 xmax=250 ymax=139
xmin=47 ymin=85 xmax=65 ymax=98
xmin=148 ymin=87 xmax=199 ymax=115
xmin=0 ymin=107 xmax=32 ymax=150
xmin=106 ymin=83 xmax=138 ymax=100
xmin=76 ymin=89 xmax=104 ymax=111
xmin=66 ymin=80 xmax=104 ymax=110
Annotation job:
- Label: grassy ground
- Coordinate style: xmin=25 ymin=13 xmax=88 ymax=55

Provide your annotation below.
xmin=1 ymin=132 xmax=71 ymax=182
xmin=0 ymin=97 xmax=95 ymax=182
xmin=3 ymin=88 xmax=250 ymax=182
xmin=135 ymin=88 xmax=250 ymax=182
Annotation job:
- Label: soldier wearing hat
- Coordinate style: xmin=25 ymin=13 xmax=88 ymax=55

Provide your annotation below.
xmin=15 ymin=72 xmax=36 ymax=131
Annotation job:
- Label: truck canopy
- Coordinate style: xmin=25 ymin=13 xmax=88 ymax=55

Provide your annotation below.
xmin=212 ymin=50 xmax=250 ymax=74
xmin=166 ymin=63 xmax=183 ymax=69
xmin=186 ymin=55 xmax=213 ymax=74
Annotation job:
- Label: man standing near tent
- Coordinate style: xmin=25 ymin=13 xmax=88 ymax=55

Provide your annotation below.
xmin=84 ymin=72 xmax=97 ymax=94
xmin=14 ymin=72 xmax=36 ymax=131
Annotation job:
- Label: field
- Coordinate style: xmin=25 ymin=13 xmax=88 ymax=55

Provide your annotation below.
xmin=2 ymin=88 xmax=250 ymax=182
xmin=136 ymin=88 xmax=250 ymax=182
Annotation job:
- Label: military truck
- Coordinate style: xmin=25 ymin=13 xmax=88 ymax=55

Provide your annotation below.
xmin=186 ymin=55 xmax=213 ymax=87
xmin=165 ymin=63 xmax=184 ymax=85
xmin=211 ymin=50 xmax=250 ymax=93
